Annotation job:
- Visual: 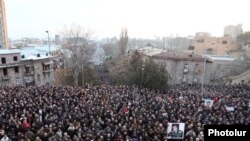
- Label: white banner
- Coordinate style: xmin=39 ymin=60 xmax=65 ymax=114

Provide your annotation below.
xmin=202 ymin=99 xmax=214 ymax=108
xmin=225 ymin=106 xmax=234 ymax=112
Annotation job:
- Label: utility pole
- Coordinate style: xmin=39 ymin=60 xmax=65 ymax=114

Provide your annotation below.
xmin=45 ymin=30 xmax=52 ymax=84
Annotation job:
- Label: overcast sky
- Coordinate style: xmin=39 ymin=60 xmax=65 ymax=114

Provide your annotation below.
xmin=5 ymin=0 xmax=250 ymax=39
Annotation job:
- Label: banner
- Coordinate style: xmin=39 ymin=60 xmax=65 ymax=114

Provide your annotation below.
xmin=225 ymin=106 xmax=234 ymax=112
xmin=203 ymin=99 xmax=214 ymax=108
xmin=167 ymin=123 xmax=185 ymax=139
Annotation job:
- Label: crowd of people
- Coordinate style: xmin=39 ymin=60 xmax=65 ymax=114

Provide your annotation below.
xmin=0 ymin=84 xmax=249 ymax=141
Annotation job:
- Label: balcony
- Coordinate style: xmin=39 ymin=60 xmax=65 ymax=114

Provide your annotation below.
xmin=43 ymin=69 xmax=52 ymax=73
xmin=25 ymin=71 xmax=34 ymax=76
xmin=0 ymin=63 xmax=20 ymax=68
xmin=2 ymin=76 xmax=10 ymax=80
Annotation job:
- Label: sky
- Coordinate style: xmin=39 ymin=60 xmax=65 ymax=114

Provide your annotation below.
xmin=5 ymin=0 xmax=250 ymax=40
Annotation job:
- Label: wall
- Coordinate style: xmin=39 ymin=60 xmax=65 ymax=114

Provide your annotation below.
xmin=0 ymin=53 xmax=22 ymax=86
xmin=208 ymin=60 xmax=243 ymax=82
xmin=154 ymin=58 xmax=205 ymax=85
xmin=194 ymin=34 xmax=237 ymax=56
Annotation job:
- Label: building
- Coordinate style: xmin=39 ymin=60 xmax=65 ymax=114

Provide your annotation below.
xmin=192 ymin=32 xmax=237 ymax=56
xmin=0 ymin=0 xmax=8 ymax=49
xmin=144 ymin=50 xmax=206 ymax=85
xmin=0 ymin=50 xmax=21 ymax=86
xmin=0 ymin=45 xmax=62 ymax=86
xmin=224 ymin=24 xmax=243 ymax=39
xmin=55 ymin=35 xmax=61 ymax=45
xmin=138 ymin=46 xmax=240 ymax=85
xmin=204 ymin=55 xmax=238 ymax=84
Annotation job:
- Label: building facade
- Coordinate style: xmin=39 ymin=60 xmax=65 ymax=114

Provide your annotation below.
xmin=0 ymin=0 xmax=8 ymax=49
xmin=0 ymin=49 xmax=54 ymax=87
xmin=0 ymin=50 xmax=21 ymax=86
xmin=150 ymin=52 xmax=206 ymax=85
xmin=193 ymin=32 xmax=237 ymax=56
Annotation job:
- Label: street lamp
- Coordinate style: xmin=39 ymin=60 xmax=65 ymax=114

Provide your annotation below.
xmin=45 ymin=30 xmax=52 ymax=84
xmin=142 ymin=62 xmax=145 ymax=83
xmin=201 ymin=54 xmax=206 ymax=95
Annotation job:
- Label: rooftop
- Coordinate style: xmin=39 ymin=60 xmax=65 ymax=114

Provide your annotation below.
xmin=0 ymin=49 xmax=20 ymax=55
xmin=152 ymin=51 xmax=205 ymax=61
xmin=205 ymin=55 xmax=235 ymax=61
xmin=0 ymin=44 xmax=62 ymax=60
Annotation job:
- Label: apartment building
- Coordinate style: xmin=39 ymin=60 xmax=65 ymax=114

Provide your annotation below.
xmin=0 ymin=50 xmax=21 ymax=86
xmin=193 ymin=32 xmax=238 ymax=56
xmin=0 ymin=46 xmax=58 ymax=86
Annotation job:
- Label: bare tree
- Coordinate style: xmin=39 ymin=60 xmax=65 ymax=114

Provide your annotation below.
xmin=61 ymin=24 xmax=95 ymax=86
xmin=119 ymin=28 xmax=129 ymax=56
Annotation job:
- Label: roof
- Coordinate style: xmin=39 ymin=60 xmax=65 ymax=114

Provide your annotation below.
xmin=12 ymin=48 xmax=50 ymax=61
xmin=152 ymin=51 xmax=205 ymax=61
xmin=137 ymin=47 xmax=167 ymax=57
xmin=0 ymin=44 xmax=62 ymax=61
xmin=204 ymin=55 xmax=235 ymax=61
xmin=0 ymin=49 xmax=20 ymax=55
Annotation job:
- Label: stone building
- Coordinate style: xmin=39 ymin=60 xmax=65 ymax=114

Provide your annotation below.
xmin=0 ymin=50 xmax=21 ymax=86
xmin=149 ymin=51 xmax=206 ymax=85
xmin=193 ymin=32 xmax=238 ymax=56
xmin=0 ymin=46 xmax=59 ymax=86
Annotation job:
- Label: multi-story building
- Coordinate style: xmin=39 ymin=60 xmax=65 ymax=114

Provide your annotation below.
xmin=192 ymin=32 xmax=238 ymax=56
xmin=224 ymin=24 xmax=243 ymax=39
xmin=0 ymin=50 xmax=21 ymax=86
xmin=150 ymin=51 xmax=206 ymax=85
xmin=0 ymin=0 xmax=9 ymax=49
xmin=55 ymin=35 xmax=61 ymax=45
xmin=0 ymin=45 xmax=59 ymax=86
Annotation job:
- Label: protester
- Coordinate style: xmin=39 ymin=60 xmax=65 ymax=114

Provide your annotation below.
xmin=0 ymin=84 xmax=249 ymax=141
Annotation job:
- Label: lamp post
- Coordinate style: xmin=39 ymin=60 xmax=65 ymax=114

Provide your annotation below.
xmin=201 ymin=54 xmax=206 ymax=95
xmin=45 ymin=30 xmax=52 ymax=84
xmin=142 ymin=62 xmax=145 ymax=84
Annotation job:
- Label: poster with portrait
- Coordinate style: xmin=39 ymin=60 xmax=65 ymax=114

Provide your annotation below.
xmin=202 ymin=99 xmax=214 ymax=108
xmin=167 ymin=123 xmax=185 ymax=139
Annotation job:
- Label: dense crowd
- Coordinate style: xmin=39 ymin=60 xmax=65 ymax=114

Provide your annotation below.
xmin=0 ymin=84 xmax=249 ymax=141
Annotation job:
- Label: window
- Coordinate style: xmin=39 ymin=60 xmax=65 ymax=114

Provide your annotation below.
xmin=3 ymin=68 xmax=7 ymax=76
xmin=197 ymin=39 xmax=204 ymax=43
xmin=37 ymin=74 xmax=40 ymax=81
xmin=222 ymin=41 xmax=227 ymax=44
xmin=14 ymin=66 xmax=19 ymax=73
xmin=188 ymin=45 xmax=195 ymax=50
xmin=1 ymin=57 xmax=6 ymax=64
xmin=13 ymin=56 xmax=18 ymax=61
xmin=194 ymin=64 xmax=199 ymax=75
